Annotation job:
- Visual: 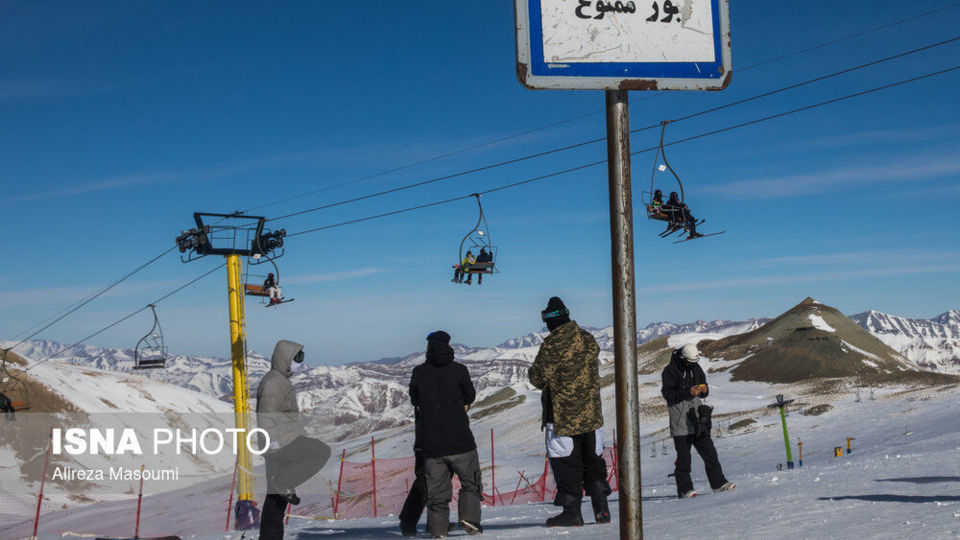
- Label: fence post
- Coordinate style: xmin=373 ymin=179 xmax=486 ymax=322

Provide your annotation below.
xmin=333 ymin=449 xmax=345 ymax=518
xmin=226 ymin=454 xmax=238 ymax=532
xmin=135 ymin=465 xmax=145 ymax=539
xmin=541 ymin=457 xmax=549 ymax=502
xmin=510 ymin=472 xmax=524 ymax=506
xmin=33 ymin=429 xmax=53 ymax=540
xmin=328 ymin=480 xmax=336 ymax=517
xmin=371 ymin=436 xmax=377 ymax=518
xmin=490 ymin=429 xmax=496 ymax=507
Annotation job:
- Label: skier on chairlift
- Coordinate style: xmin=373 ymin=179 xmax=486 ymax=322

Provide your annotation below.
xmin=453 ymin=251 xmax=475 ymax=285
xmin=651 ymin=189 xmax=665 ymax=214
xmin=664 ymin=192 xmax=702 ymax=240
xmin=0 ymin=391 xmax=15 ymax=421
xmin=475 ymin=248 xmax=493 ymax=285
xmin=263 ymin=272 xmax=282 ymax=305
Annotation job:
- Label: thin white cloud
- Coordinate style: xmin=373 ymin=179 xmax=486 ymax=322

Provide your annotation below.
xmin=0 ymin=278 xmax=188 ymax=310
xmin=0 ymin=78 xmax=142 ymax=100
xmin=639 ymin=264 xmax=960 ymax=294
xmin=803 ymin=124 xmax=960 ymax=148
xmin=705 ymin=152 xmax=960 ymax=199
xmin=2 ymin=173 xmax=174 ymax=203
xmin=756 ymin=249 xmax=960 ymax=267
xmin=285 ymin=267 xmax=384 ymax=285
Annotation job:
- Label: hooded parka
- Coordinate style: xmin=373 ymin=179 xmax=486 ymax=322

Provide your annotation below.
xmin=256 ymin=340 xmax=307 ymax=450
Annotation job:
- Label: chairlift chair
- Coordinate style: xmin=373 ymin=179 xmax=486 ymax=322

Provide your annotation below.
xmin=134 ymin=304 xmax=167 ymax=370
xmin=456 ymin=194 xmax=498 ymax=277
xmin=244 ymin=251 xmax=293 ymax=306
xmin=643 ymin=121 xmax=724 ymax=242
xmin=0 ymin=349 xmax=30 ymax=410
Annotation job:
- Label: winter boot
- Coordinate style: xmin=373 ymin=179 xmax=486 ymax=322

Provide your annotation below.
xmin=592 ymin=497 xmax=611 ymax=524
xmin=679 ymin=490 xmax=697 ymax=499
xmin=546 ymin=505 xmax=584 ymax=527
xmin=459 ymin=520 xmax=483 ymax=535
xmin=281 ymin=489 xmax=301 ymax=505
xmin=713 ymin=481 xmax=735 ymax=493
xmin=400 ymin=522 xmax=417 ymax=537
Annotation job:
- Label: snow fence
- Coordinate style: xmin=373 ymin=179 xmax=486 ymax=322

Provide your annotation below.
xmin=331 ymin=445 xmax=620 ymax=519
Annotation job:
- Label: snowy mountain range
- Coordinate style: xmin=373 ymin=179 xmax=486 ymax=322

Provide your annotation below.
xmin=3 ymin=304 xmax=958 ymax=443
xmin=850 ymin=309 xmax=960 ymax=373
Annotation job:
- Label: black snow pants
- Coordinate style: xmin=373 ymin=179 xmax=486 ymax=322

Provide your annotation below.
xmin=672 ymin=432 xmax=727 ymax=496
xmin=259 ymin=436 xmax=331 ymax=540
xmin=423 ymin=449 xmax=483 ymax=537
xmin=548 ymin=430 xmax=611 ymax=508
xmin=399 ymin=452 xmax=426 ymax=529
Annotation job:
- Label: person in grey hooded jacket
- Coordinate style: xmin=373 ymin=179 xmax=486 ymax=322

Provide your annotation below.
xmin=256 ymin=340 xmax=331 ymax=540
xmin=661 ymin=344 xmax=733 ymax=499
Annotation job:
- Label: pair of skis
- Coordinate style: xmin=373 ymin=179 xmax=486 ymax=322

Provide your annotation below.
xmin=659 ymin=219 xmax=726 ymax=244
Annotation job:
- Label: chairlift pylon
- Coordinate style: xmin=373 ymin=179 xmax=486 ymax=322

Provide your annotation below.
xmin=453 ymin=194 xmax=497 ymax=282
xmin=133 ymin=304 xmax=167 ymax=370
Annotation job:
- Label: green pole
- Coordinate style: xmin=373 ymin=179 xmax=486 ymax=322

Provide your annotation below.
xmin=779 ymin=406 xmax=794 ymax=469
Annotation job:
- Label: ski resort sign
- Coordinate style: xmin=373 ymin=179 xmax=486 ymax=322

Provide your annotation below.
xmin=515 ymin=0 xmax=731 ymax=90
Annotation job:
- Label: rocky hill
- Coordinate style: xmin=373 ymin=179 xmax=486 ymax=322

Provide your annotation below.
xmin=697 ymin=298 xmax=950 ymax=384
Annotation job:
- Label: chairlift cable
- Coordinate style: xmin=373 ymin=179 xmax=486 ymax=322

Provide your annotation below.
xmin=240 ymin=4 xmax=960 ymax=217
xmin=9 ymin=49 xmax=958 ymax=368
xmin=286 ymin=64 xmax=960 ymax=238
xmin=23 ymin=263 xmax=225 ymax=373
xmin=268 ymin=36 xmax=959 ymax=225
xmin=1 ymin=246 xmax=177 ymax=379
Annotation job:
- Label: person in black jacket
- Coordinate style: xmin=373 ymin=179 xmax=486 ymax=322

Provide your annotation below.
xmin=0 ymin=391 xmax=15 ymax=421
xmin=663 ymin=192 xmax=702 ymax=239
xmin=262 ymin=273 xmax=282 ymax=305
xmin=660 ymin=344 xmax=733 ymax=498
xmin=409 ymin=331 xmax=483 ymax=537
xmin=474 ymin=249 xmax=493 ymax=285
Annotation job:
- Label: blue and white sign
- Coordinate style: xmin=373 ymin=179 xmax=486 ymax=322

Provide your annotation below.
xmin=515 ymin=0 xmax=731 ymax=90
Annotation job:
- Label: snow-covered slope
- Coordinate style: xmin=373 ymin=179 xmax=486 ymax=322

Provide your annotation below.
xmin=0 ymin=339 xmax=272 ymax=398
xmin=850 ymin=309 xmax=960 ymax=374
xmin=0 ymin=355 xmax=236 ymax=519
xmin=5 ymin=304 xmax=956 ymax=447
xmin=6 ymin=371 xmax=959 ymax=539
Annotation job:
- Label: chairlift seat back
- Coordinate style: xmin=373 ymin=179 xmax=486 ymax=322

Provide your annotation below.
xmin=133 ymin=358 xmax=166 ymax=370
xmin=11 ymin=400 xmax=29 ymax=411
xmin=646 ymin=205 xmax=671 ymax=222
xmin=244 ymin=284 xmax=270 ymax=297
xmin=465 ymin=262 xmax=495 ymax=274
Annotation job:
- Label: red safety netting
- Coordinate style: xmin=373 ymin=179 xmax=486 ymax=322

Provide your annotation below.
xmin=332 ymin=445 xmax=620 ymax=519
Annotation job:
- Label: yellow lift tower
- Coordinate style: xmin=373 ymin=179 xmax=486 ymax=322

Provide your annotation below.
xmin=176 ymin=212 xmax=286 ymax=530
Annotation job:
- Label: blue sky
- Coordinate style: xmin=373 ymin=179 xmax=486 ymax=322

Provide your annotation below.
xmin=1 ymin=0 xmax=958 ymax=364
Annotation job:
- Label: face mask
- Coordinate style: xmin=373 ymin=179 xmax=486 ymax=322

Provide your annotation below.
xmin=290 ymin=361 xmax=304 ymax=374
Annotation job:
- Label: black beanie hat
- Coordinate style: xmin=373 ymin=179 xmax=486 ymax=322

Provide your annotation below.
xmin=542 ymin=296 xmax=571 ymax=331
xmin=425 ymin=330 xmax=454 ymax=367
xmin=426 ymin=330 xmax=451 ymax=345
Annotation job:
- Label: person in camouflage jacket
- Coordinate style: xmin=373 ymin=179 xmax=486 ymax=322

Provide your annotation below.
xmin=528 ymin=297 xmax=611 ymax=528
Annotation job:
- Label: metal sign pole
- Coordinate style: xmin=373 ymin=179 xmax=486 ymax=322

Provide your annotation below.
xmin=605 ymin=89 xmax=642 ymax=539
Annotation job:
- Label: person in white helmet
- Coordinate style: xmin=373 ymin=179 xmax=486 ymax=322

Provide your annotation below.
xmin=660 ymin=343 xmax=734 ymax=498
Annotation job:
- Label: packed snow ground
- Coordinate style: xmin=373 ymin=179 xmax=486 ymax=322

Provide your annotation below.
xmin=9 ymin=384 xmax=957 ymax=539
xmin=280 ymin=385 xmax=960 ymax=540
